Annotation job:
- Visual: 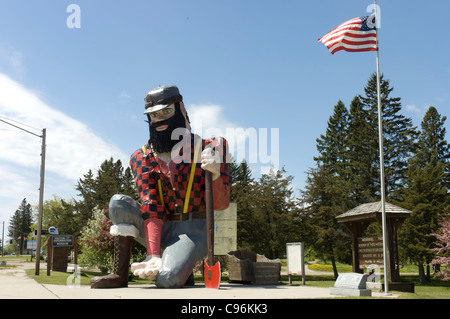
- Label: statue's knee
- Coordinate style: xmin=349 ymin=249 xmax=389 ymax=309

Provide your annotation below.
xmin=110 ymin=194 xmax=137 ymax=210
xmin=108 ymin=194 xmax=141 ymax=230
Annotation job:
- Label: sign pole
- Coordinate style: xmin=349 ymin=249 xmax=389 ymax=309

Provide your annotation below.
xmin=374 ymin=0 xmax=390 ymax=295
xmin=47 ymin=235 xmax=52 ymax=276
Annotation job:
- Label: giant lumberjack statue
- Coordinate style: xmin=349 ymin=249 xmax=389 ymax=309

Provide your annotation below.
xmin=91 ymin=85 xmax=230 ymax=288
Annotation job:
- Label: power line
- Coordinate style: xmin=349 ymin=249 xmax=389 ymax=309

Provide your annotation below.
xmin=0 ymin=115 xmax=41 ymax=132
xmin=0 ymin=117 xmax=42 ymax=138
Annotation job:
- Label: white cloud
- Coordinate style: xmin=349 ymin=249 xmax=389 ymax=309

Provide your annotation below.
xmin=0 ymin=73 xmax=128 ymax=179
xmin=406 ymin=104 xmax=423 ymax=114
xmin=187 ymin=103 xmax=250 ymax=161
xmin=0 ymin=73 xmax=129 ymax=224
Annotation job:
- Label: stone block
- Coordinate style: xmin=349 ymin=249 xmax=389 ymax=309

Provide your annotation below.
xmin=330 ymin=273 xmax=372 ymax=297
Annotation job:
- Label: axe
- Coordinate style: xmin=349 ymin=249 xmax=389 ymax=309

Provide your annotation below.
xmin=204 ymin=170 xmax=221 ymax=289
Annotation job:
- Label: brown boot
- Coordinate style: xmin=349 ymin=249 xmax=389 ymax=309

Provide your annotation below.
xmin=90 ymin=236 xmax=134 ymax=289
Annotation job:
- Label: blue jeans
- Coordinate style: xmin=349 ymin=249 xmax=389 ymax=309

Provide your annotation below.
xmin=108 ymin=194 xmax=207 ymax=288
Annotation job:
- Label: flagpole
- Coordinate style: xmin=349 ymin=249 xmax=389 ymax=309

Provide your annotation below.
xmin=374 ymin=0 xmax=391 ymax=296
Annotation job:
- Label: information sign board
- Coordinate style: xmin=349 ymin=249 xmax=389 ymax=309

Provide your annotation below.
xmin=51 ymin=235 xmax=74 ymax=248
xmin=358 ymin=236 xmax=384 ymax=268
xmin=286 ymin=242 xmax=306 ymax=285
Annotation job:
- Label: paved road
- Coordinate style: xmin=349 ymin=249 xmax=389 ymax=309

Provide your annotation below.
xmin=0 ymin=261 xmax=398 ymax=299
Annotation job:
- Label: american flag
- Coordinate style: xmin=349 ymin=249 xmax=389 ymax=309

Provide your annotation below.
xmin=318 ymin=15 xmax=377 ymax=54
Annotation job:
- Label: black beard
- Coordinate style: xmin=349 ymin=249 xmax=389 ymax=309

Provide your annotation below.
xmin=148 ymin=104 xmax=188 ymax=154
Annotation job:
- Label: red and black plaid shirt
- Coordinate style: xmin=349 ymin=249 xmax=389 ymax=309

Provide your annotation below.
xmin=130 ymin=133 xmax=230 ymax=221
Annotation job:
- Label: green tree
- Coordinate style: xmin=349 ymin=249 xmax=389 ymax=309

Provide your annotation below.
xmin=8 ymin=198 xmax=33 ymax=255
xmin=252 ymin=166 xmax=298 ymax=259
xmin=398 ymin=106 xmax=450 ymax=283
xmin=347 ymin=96 xmax=378 ymax=203
xmin=314 ymin=100 xmax=349 ymax=175
xmin=302 ymin=164 xmax=352 ymax=279
xmin=302 ymin=101 xmax=354 ymax=278
xmin=41 ymin=196 xmax=79 ymax=235
xmin=74 ymin=158 xmax=143 ymax=271
xmin=359 ymin=73 xmax=418 ymax=199
xmin=233 ymin=160 xmax=256 ymax=250
xmin=75 ymin=158 xmax=139 ymax=227
xmin=412 ymin=106 xmax=450 ymax=182
xmin=232 ymin=161 xmax=299 ymax=259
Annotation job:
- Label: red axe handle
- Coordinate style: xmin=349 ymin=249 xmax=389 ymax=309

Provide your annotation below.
xmin=205 ymin=171 xmax=214 ymax=267
xmin=204 ymin=171 xmax=221 ymax=288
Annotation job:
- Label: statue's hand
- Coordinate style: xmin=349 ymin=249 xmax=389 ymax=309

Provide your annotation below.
xmin=131 ymin=255 xmax=161 ymax=280
xmin=201 ymin=145 xmax=220 ymax=180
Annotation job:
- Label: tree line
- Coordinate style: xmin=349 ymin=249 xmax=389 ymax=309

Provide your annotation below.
xmin=6 ymin=73 xmax=450 ymax=282
xmin=299 ymin=73 xmax=449 ymax=282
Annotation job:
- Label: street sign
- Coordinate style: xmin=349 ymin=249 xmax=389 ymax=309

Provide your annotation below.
xmin=48 ymin=226 xmax=59 ymax=235
xmin=50 ymin=235 xmax=74 ymax=248
xmin=27 ymin=239 xmax=37 ymax=250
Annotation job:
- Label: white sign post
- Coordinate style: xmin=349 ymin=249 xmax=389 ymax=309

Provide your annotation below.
xmin=286 ymin=242 xmax=306 ymax=285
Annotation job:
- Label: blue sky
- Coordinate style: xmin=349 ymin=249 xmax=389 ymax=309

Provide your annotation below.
xmin=1 ymin=0 xmax=449 ymax=236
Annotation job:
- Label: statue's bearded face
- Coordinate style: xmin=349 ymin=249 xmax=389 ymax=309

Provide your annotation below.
xmin=148 ymin=103 xmax=188 ymax=154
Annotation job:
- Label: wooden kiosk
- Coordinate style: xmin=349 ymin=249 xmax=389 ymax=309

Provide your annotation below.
xmin=336 ymin=201 xmax=414 ymax=291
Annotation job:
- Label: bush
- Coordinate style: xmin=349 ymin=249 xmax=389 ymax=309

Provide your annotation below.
xmin=78 ymin=208 xmax=114 ymax=273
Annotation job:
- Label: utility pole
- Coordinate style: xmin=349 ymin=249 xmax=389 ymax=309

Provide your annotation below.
xmin=1 ymin=221 xmax=4 ymax=256
xmin=0 ymin=118 xmax=46 ymax=274
xmin=35 ymin=128 xmax=46 ymax=275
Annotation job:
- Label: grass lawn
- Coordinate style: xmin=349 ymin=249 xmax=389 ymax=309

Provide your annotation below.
xmin=285 ymin=273 xmax=450 ymax=299
xmin=24 ymin=268 xmax=450 ymax=299
xmin=10 ymin=255 xmax=447 ymax=299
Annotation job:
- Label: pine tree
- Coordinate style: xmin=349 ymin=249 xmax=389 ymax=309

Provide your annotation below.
xmin=413 ymin=106 xmax=450 ymax=181
xmin=252 ymin=166 xmax=297 ymax=259
xmin=398 ymin=106 xmax=450 ymax=283
xmin=314 ymin=100 xmax=349 ymax=175
xmin=233 ymin=160 xmax=256 ymax=250
xmin=75 ymin=169 xmax=97 ymax=225
xmin=302 ymin=164 xmax=353 ymax=279
xmin=75 ymin=158 xmax=144 ymax=271
xmin=347 ymin=96 xmax=378 ymax=203
xmin=359 ymin=73 xmax=418 ymax=198
xmin=75 ymin=158 xmax=139 ymax=226
xmin=303 ymin=73 xmax=418 ymax=278
xmin=302 ymin=101 xmax=354 ymax=277
xmin=8 ymin=198 xmax=33 ymax=255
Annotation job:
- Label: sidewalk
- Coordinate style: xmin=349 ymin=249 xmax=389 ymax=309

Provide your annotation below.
xmin=0 ymin=262 xmax=398 ymax=299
